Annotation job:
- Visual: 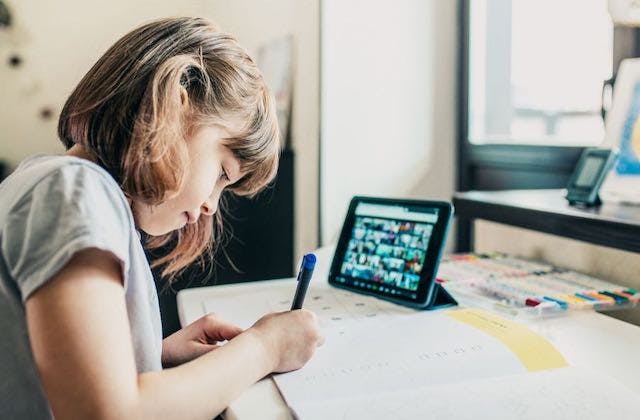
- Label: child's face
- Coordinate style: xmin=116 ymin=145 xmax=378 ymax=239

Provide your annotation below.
xmin=132 ymin=125 xmax=243 ymax=236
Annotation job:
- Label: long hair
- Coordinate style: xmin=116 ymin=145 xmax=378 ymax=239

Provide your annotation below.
xmin=58 ymin=17 xmax=280 ymax=282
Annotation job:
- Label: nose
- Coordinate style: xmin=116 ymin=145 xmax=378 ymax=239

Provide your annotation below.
xmin=200 ymin=200 xmax=216 ymax=216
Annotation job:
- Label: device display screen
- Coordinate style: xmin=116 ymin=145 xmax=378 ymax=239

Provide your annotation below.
xmin=574 ymin=156 xmax=605 ymax=187
xmin=336 ymin=202 xmax=439 ymax=299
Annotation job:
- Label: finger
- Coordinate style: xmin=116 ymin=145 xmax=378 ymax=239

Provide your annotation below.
xmin=190 ymin=342 xmax=220 ymax=359
xmin=213 ymin=324 xmax=244 ymax=342
xmin=201 ymin=316 xmax=244 ymax=342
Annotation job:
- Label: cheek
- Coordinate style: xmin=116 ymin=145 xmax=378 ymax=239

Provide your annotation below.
xmin=184 ymin=177 xmax=221 ymax=207
xmin=131 ymin=200 xmax=177 ymax=235
xmin=181 ymin=158 xmax=225 ymax=207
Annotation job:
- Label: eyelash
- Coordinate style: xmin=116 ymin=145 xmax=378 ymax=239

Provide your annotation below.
xmin=219 ymin=168 xmax=229 ymax=182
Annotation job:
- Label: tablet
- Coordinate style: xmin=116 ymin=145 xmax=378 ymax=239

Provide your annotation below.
xmin=328 ymin=196 xmax=456 ymax=309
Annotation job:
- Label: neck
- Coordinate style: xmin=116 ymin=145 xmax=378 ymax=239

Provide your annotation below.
xmin=66 ymin=144 xmax=98 ymax=163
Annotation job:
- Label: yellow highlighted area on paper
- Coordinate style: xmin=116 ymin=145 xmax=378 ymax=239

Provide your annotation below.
xmin=447 ymin=308 xmax=568 ymax=372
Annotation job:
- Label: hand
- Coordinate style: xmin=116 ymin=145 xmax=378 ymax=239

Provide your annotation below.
xmin=248 ymin=309 xmax=324 ymax=373
xmin=161 ymin=314 xmax=243 ymax=367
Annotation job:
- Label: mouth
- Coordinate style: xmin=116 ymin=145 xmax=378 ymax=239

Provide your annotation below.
xmin=184 ymin=212 xmax=198 ymax=224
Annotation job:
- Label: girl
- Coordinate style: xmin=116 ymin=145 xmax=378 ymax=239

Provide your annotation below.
xmin=0 ymin=17 xmax=323 ymax=419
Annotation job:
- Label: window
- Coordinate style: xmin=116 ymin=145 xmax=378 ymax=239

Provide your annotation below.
xmin=468 ymin=0 xmax=613 ymax=145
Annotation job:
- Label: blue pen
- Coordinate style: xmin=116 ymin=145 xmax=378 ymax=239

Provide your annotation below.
xmin=291 ymin=253 xmax=316 ymax=310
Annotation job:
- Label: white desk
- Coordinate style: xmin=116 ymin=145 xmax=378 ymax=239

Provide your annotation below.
xmin=177 ymin=247 xmax=640 ymax=419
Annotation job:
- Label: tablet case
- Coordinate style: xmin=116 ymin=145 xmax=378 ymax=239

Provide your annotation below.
xmin=329 ymin=196 xmax=457 ymax=310
xmin=428 ymin=282 xmax=457 ymax=309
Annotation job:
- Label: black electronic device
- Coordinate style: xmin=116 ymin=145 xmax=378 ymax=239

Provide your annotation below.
xmin=565 ymin=148 xmax=617 ymax=207
xmin=328 ymin=196 xmax=456 ymax=310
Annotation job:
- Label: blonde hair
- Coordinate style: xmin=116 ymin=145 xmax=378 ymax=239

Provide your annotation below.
xmin=58 ymin=17 xmax=280 ymax=281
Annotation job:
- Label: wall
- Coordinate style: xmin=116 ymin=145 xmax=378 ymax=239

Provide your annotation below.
xmin=475 ymin=220 xmax=640 ymax=325
xmin=0 ymin=0 xmax=203 ymax=162
xmin=320 ymin=0 xmax=458 ymax=246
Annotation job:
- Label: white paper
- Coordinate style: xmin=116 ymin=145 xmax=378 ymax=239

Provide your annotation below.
xmin=203 ymin=279 xmax=415 ymax=330
xmin=273 ymin=311 xmax=525 ymax=406
xmin=292 ymin=367 xmax=640 ymax=420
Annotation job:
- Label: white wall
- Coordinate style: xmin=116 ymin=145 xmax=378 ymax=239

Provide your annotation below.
xmin=0 ymin=0 xmax=204 ymax=163
xmin=320 ymin=0 xmax=457 ymax=245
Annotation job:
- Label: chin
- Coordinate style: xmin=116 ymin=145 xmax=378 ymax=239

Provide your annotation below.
xmin=137 ymin=222 xmax=180 ymax=237
xmin=137 ymin=227 xmax=167 ymax=237
xmin=133 ymin=210 xmax=188 ymax=236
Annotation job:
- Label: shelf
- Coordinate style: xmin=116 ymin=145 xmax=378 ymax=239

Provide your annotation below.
xmin=453 ymin=189 xmax=640 ymax=253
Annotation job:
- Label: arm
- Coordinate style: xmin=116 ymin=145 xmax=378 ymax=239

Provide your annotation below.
xmin=26 ymin=248 xmax=321 ymax=419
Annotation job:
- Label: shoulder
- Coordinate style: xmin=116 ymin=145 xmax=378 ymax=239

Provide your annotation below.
xmin=7 ymin=154 xmax=132 ymax=225
xmin=16 ymin=154 xmax=125 ymax=198
xmin=1 ymin=155 xmax=136 ymax=300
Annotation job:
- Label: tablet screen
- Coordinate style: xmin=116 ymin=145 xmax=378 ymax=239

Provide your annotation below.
xmin=333 ymin=201 xmax=442 ymax=301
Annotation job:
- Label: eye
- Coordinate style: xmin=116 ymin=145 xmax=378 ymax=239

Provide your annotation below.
xmin=219 ymin=167 xmax=230 ymax=182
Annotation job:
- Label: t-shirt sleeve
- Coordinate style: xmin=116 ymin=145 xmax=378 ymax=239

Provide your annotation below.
xmin=1 ymin=164 xmax=132 ymax=301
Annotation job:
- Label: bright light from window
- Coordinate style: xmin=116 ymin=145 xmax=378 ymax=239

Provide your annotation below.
xmin=469 ymin=0 xmax=613 ymax=145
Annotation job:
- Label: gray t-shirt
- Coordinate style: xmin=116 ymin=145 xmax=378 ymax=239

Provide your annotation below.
xmin=0 ymin=154 xmax=163 ymax=419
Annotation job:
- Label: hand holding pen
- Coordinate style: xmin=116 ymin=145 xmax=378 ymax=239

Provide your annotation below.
xmin=246 ymin=252 xmax=323 ymax=372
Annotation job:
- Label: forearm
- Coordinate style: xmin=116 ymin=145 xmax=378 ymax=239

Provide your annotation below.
xmin=136 ymin=329 xmax=275 ymax=419
xmin=27 ymin=252 xmax=280 ymax=420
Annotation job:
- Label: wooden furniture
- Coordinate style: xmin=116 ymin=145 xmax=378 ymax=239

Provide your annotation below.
xmin=453 ymin=189 xmax=640 ymax=253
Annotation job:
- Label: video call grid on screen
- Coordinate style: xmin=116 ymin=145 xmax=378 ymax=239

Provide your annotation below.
xmin=339 ymin=203 xmax=439 ymax=293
